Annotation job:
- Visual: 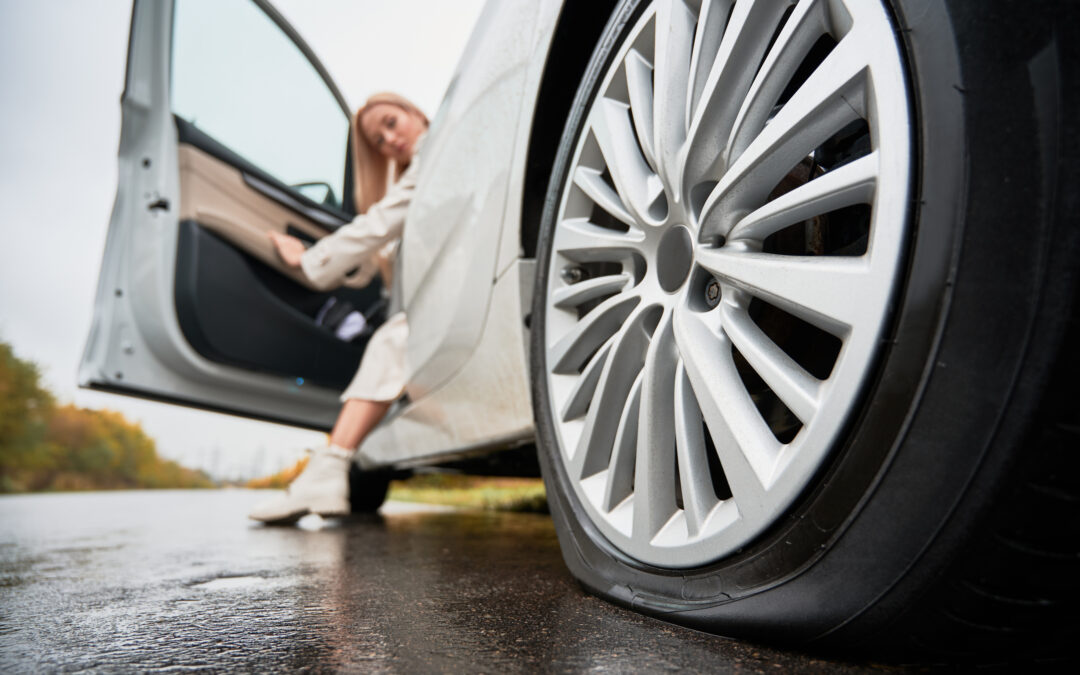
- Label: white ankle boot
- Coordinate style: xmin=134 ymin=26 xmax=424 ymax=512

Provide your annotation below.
xmin=249 ymin=445 xmax=353 ymax=524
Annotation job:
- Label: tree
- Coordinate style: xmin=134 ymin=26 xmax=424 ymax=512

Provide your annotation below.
xmin=0 ymin=342 xmax=56 ymax=490
xmin=0 ymin=340 xmax=213 ymax=492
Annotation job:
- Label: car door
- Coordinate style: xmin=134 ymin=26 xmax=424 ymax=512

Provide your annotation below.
xmin=79 ymin=0 xmax=379 ymax=430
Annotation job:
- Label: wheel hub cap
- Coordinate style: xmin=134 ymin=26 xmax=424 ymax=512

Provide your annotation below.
xmin=657 ymin=226 xmax=693 ymax=292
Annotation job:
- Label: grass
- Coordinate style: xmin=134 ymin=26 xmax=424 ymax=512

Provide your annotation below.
xmin=388 ymin=473 xmax=548 ymax=513
xmin=248 ymin=457 xmax=548 ymax=513
xmin=246 ymin=456 xmax=308 ymax=490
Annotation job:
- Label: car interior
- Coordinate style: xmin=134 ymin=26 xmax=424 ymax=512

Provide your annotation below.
xmin=172 ymin=118 xmax=383 ymax=391
xmin=164 ymin=0 xmax=386 ymax=392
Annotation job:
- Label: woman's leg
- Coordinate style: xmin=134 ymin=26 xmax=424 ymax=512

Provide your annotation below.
xmin=250 ymin=314 xmax=407 ymax=523
xmin=329 ymin=398 xmax=392 ymax=451
xmin=249 ymin=398 xmax=392 ymax=523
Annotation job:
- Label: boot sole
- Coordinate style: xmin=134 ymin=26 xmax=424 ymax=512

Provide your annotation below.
xmin=251 ymin=509 xmax=307 ymax=526
xmin=250 ymin=498 xmax=350 ymax=525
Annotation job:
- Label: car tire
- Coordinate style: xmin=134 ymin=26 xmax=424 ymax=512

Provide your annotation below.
xmin=530 ymin=0 xmax=1079 ymax=662
xmin=348 ymin=464 xmax=391 ymax=513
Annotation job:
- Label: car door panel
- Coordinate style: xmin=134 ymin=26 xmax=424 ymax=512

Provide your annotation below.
xmin=176 ymin=116 xmax=353 ymax=235
xmin=81 ymin=0 xmax=363 ymax=429
xmin=174 ymin=129 xmax=390 ymax=389
xmin=174 ymin=221 xmax=385 ymax=391
xmin=177 ymin=143 xmax=325 ymax=287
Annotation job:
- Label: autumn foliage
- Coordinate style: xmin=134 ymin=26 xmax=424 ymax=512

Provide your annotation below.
xmin=0 ymin=341 xmax=212 ymax=492
xmin=246 ymin=454 xmax=308 ymax=490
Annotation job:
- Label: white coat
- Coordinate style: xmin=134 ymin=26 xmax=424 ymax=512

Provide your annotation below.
xmin=299 ymin=153 xmax=421 ymax=403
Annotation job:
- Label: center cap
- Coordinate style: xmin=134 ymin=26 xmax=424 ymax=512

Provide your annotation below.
xmin=656 ymin=225 xmax=693 ymax=293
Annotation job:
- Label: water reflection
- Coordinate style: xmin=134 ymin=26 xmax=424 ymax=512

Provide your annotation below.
xmin=0 ymin=491 xmax=853 ymax=672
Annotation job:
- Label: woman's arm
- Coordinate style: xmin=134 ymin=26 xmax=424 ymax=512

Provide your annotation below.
xmin=298 ymin=159 xmax=419 ymax=290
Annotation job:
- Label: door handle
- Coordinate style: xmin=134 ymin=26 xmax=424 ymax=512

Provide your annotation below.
xmin=285 ymin=225 xmax=317 ymax=246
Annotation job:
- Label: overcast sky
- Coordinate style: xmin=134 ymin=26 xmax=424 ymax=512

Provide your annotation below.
xmin=0 ymin=0 xmax=485 ymax=480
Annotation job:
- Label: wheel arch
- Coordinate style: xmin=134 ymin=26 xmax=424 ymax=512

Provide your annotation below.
xmin=520 ymin=0 xmax=621 ymax=260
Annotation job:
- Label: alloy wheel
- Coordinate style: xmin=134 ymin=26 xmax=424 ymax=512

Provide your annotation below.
xmin=543 ymin=0 xmax=911 ymax=567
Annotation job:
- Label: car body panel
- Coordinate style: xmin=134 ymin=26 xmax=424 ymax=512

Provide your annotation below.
xmin=399 ymin=0 xmax=559 ymax=399
xmin=361 ymin=0 xmax=561 ymax=462
xmin=359 ymin=259 xmax=536 ymax=469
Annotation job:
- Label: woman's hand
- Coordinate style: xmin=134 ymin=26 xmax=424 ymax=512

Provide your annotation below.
xmin=269 ymin=231 xmax=306 ymax=268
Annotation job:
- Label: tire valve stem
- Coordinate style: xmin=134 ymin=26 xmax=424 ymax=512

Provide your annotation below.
xmin=705 ymin=279 xmax=721 ymax=308
xmin=561 ymin=266 xmax=586 ymax=284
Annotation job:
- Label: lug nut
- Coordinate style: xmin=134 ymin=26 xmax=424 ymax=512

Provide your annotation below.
xmin=705 ymin=279 xmax=721 ymax=308
xmin=561 ymin=266 xmax=586 ymax=284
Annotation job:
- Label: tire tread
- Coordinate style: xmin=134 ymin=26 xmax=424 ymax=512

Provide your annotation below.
xmin=879 ymin=290 xmax=1080 ymax=662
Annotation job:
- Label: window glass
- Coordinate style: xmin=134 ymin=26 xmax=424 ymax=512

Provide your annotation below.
xmin=171 ymin=0 xmax=348 ymax=210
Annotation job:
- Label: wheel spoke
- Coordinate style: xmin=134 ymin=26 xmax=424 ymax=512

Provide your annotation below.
xmin=603 ymin=374 xmax=642 ymax=511
xmin=573 ymin=166 xmax=637 ymax=228
xmin=569 ymin=307 xmax=653 ymax=478
xmin=727 ymin=151 xmax=877 ymax=243
xmin=719 ymin=302 xmax=821 ymax=424
xmin=552 ymin=273 xmax=633 ymax=310
xmin=725 ymin=0 xmax=836 ymax=164
xmin=674 ymin=306 xmax=775 ymax=509
xmin=633 ymin=310 xmax=679 ymax=541
xmin=560 ymin=342 xmax=611 ymax=422
xmin=592 ymin=98 xmax=664 ymax=223
xmin=550 ymin=294 xmax=641 ymax=374
xmin=674 ymin=361 xmax=719 ymax=535
xmin=695 ymin=248 xmax=870 ymax=334
xmin=555 ymin=217 xmax=645 ymax=262
xmin=699 ymin=36 xmax=868 ymax=240
xmin=625 ymin=49 xmax=658 ymax=173
xmin=684 ymin=0 xmax=796 ymax=182
xmin=685 ymin=0 xmax=733 ymax=131
xmin=651 ymin=0 xmax=696 ymax=194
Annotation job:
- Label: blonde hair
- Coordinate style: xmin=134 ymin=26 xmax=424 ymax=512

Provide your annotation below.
xmin=351 ymin=92 xmax=429 ymax=213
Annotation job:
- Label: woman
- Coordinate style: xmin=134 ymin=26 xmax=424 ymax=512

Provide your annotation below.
xmin=249 ymin=92 xmax=429 ymax=524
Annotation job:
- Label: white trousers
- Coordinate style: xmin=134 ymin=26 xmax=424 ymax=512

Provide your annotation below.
xmin=339 ymin=312 xmax=408 ymax=403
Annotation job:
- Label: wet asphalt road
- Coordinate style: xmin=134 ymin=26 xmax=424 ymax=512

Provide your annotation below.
xmin=1 ymin=490 xmax=875 ymax=672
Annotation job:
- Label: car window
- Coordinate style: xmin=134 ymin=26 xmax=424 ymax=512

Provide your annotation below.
xmin=171 ymin=0 xmax=348 ymax=210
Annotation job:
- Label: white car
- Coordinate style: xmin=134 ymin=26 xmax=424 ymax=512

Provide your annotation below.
xmin=82 ymin=0 xmax=1077 ymax=661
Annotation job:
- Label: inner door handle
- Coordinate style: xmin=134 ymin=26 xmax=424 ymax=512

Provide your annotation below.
xmin=285 ymin=225 xmax=317 ymax=247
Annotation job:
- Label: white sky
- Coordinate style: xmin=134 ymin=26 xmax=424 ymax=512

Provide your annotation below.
xmin=0 ymin=0 xmax=485 ymax=480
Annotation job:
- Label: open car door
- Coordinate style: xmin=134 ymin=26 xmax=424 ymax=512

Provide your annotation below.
xmin=80 ymin=0 xmax=379 ymax=429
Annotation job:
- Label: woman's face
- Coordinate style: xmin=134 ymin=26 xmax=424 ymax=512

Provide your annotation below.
xmin=361 ymin=103 xmax=426 ymax=164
